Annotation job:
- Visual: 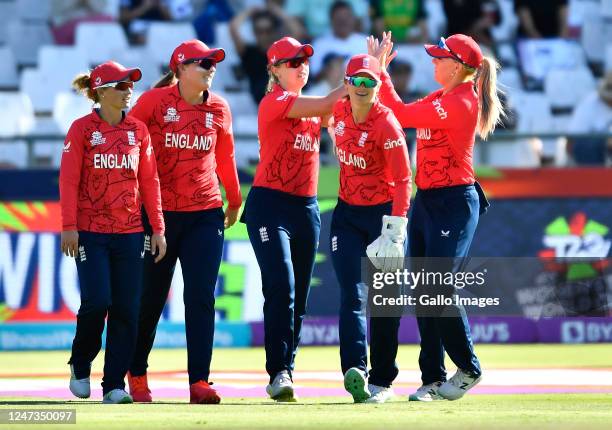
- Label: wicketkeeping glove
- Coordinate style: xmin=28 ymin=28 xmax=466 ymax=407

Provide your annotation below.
xmin=366 ymin=215 xmax=408 ymax=272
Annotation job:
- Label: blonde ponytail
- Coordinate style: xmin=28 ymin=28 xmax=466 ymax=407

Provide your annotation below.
xmin=72 ymin=73 xmax=98 ymax=103
xmin=475 ymin=56 xmax=506 ymax=140
xmin=265 ymin=67 xmax=280 ymax=95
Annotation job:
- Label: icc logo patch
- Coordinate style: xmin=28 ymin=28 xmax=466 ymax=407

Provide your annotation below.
xmin=334 ymin=121 xmax=345 ymax=137
xmin=90 ymin=131 xmax=106 ymax=146
xmin=164 ymin=107 xmax=180 ymax=122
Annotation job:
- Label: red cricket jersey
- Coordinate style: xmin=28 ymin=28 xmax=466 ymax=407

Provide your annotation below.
xmin=60 ymin=111 xmax=164 ymax=234
xmin=129 ymin=84 xmax=242 ymax=211
xmin=379 ymin=72 xmax=478 ymax=190
xmin=253 ymin=84 xmax=322 ymax=197
xmin=333 ymin=98 xmax=412 ymax=217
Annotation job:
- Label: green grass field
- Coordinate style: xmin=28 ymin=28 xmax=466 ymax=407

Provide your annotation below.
xmin=1 ymin=345 xmax=611 ymax=429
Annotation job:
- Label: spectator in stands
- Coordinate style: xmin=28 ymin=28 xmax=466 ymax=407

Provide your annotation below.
xmin=388 ymin=60 xmax=421 ymax=103
xmin=119 ymin=0 xmax=174 ymax=44
xmin=442 ymin=0 xmax=500 ymax=48
xmin=370 ymin=0 xmax=428 ymax=43
xmin=230 ymin=4 xmax=302 ymax=104
xmin=286 ymin=0 xmax=368 ymax=39
xmin=515 ymin=0 xmax=569 ymax=39
xmin=193 ymin=0 xmax=234 ymax=44
xmin=305 ymin=53 xmax=346 ymax=96
xmin=567 ymin=72 xmax=612 ymax=165
xmin=50 ymin=0 xmax=114 ymax=45
xmin=310 ymin=1 xmax=368 ymax=76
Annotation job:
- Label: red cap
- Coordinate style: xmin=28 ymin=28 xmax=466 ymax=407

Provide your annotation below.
xmin=267 ymin=37 xmax=314 ymax=65
xmin=169 ymin=39 xmax=226 ymax=73
xmin=424 ymin=34 xmax=483 ymax=69
xmin=90 ymin=61 xmax=142 ymax=89
xmin=345 ymin=54 xmax=381 ymax=80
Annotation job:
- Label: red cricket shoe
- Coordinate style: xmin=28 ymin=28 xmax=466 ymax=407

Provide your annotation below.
xmin=189 ymin=380 xmax=221 ymax=404
xmin=127 ymin=372 xmax=152 ymax=403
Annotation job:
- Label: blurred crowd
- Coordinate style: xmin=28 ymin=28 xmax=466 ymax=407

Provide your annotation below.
xmin=3 ymin=0 xmax=611 ymax=168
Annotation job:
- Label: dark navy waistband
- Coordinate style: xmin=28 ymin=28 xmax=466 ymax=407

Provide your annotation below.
xmin=249 ymin=186 xmax=318 ymax=205
xmin=336 ymin=198 xmax=392 ymax=212
xmin=417 ymin=183 xmax=476 ymax=197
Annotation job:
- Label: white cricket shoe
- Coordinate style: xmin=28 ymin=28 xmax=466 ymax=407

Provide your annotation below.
xmin=266 ymin=370 xmax=296 ymax=402
xmin=69 ymin=364 xmax=90 ymax=399
xmin=439 ymin=369 xmax=482 ymax=400
xmin=408 ymin=381 xmax=445 ymax=402
xmin=343 ymin=367 xmax=370 ymax=403
xmin=102 ymin=389 xmax=133 ymax=404
xmin=366 ymin=384 xmax=394 ymax=403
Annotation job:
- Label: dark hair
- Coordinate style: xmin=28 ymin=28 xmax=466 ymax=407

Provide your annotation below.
xmin=389 ymin=60 xmax=413 ymax=75
xmin=72 ymin=72 xmax=98 ymax=103
xmin=154 ymin=70 xmax=178 ymax=88
xmin=252 ymin=10 xmax=280 ymax=29
xmin=330 ymin=0 xmax=353 ymax=18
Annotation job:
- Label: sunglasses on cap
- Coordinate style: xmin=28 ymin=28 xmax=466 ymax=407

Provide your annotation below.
xmin=184 ymin=58 xmax=217 ymax=70
xmin=276 ymin=57 xmax=309 ymax=68
xmin=437 ymin=38 xmax=475 ymax=70
xmin=97 ymin=81 xmax=134 ymax=91
xmin=345 ymin=76 xmax=378 ymax=89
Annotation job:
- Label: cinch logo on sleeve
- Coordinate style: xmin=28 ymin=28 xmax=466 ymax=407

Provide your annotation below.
xmin=383 ymin=137 xmax=404 ymax=150
xmin=164 ymin=107 xmax=181 ymax=122
xmin=127 ymin=131 xmax=136 ymax=146
xmin=90 ymin=131 xmax=106 ymax=146
xmin=63 ymin=141 xmax=71 ymax=153
xmin=432 ymin=99 xmax=448 ymax=120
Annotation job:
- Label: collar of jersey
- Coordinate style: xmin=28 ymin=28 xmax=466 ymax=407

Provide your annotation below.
xmin=172 ymin=83 xmax=212 ymax=106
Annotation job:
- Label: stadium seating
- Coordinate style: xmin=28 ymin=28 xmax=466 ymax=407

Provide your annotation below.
xmin=53 ymin=92 xmax=94 ymax=135
xmin=16 ymin=0 xmax=50 ymax=21
xmin=146 ymin=22 xmax=198 ymax=67
xmin=394 ymin=44 xmax=438 ymax=94
xmin=7 ymin=20 xmax=53 ymax=66
xmin=544 ymin=67 xmax=597 ymax=110
xmin=75 ymin=22 xmax=129 ymax=65
xmin=0 ymin=92 xmax=36 ymax=137
xmin=0 ymin=47 xmax=19 ymax=89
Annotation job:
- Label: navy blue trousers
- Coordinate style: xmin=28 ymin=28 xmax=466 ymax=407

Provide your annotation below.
xmin=409 ymin=184 xmax=483 ymax=385
xmin=330 ymin=199 xmax=404 ymax=387
xmin=69 ymin=231 xmax=145 ymax=395
xmin=130 ymin=208 xmax=224 ymax=384
xmin=243 ymin=187 xmax=320 ymax=383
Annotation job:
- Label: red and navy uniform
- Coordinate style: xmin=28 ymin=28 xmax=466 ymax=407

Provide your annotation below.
xmin=60 ymin=110 xmax=164 ymax=395
xmin=253 ymin=84 xmax=322 ymax=197
xmin=127 ymin=84 xmax=242 ymax=385
xmin=329 ymin=98 xmax=411 ymax=385
xmin=60 ymin=111 xmax=164 ymax=234
xmin=242 ymin=84 xmax=322 ymax=382
xmin=379 ymin=71 xmax=484 ymax=385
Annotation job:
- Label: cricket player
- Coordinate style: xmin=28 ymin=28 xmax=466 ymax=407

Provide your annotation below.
xmin=60 ymin=61 xmax=166 ymax=404
xmin=126 ymin=40 xmax=242 ymax=404
xmin=241 ymin=37 xmax=346 ymax=402
xmin=329 ymin=54 xmax=412 ymax=403
xmin=369 ymin=32 xmax=504 ymax=401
